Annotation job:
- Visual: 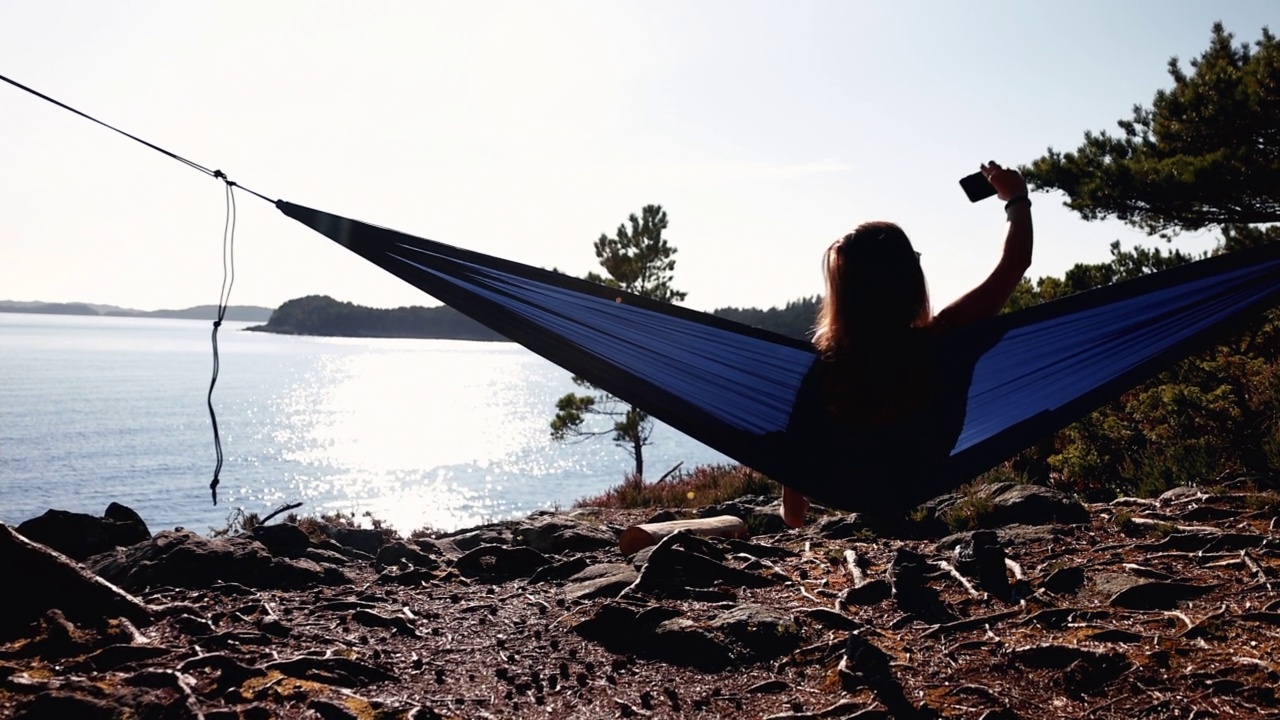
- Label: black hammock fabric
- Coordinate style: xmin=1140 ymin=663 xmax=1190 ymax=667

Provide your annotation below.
xmin=279 ymin=201 xmax=1280 ymax=513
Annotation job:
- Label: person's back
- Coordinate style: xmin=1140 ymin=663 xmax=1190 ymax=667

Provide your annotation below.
xmin=818 ymin=327 xmax=930 ymax=429
xmin=781 ymin=162 xmax=1033 ymax=527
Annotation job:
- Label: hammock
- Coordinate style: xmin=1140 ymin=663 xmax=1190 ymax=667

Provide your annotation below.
xmin=2 ymin=72 xmax=1271 ymax=511
xmin=279 ymin=201 xmax=1280 ymax=513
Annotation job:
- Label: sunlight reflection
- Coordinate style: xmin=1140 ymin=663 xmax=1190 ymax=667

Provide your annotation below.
xmin=261 ymin=341 xmax=577 ymax=528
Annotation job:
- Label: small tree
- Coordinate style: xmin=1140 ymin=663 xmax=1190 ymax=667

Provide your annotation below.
xmin=550 ymin=205 xmax=687 ymax=478
xmin=1023 ymin=23 xmax=1280 ymax=237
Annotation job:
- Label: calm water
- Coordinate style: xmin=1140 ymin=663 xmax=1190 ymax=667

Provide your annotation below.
xmin=0 ymin=313 xmax=730 ymax=534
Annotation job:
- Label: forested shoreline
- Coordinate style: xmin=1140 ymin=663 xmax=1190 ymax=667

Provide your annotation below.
xmin=247 ymin=293 xmax=821 ymax=342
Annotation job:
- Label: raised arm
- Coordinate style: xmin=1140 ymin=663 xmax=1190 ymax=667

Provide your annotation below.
xmin=933 ymin=162 xmax=1033 ymax=328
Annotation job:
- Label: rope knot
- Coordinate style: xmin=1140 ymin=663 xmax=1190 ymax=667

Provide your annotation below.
xmin=213 ymin=319 xmax=222 ymax=328
xmin=213 ymin=169 xmax=226 ymax=180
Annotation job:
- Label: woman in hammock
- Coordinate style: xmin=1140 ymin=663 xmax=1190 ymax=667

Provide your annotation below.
xmin=781 ymin=161 xmax=1032 ymax=527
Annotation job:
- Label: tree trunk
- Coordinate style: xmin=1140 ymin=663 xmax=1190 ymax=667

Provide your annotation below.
xmin=633 ymin=435 xmax=644 ymax=480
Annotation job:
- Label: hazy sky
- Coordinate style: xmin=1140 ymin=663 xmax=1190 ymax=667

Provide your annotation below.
xmin=1 ymin=2 xmax=1274 ymax=313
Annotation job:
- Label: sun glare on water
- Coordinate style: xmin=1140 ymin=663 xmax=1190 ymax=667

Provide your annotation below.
xmin=258 ymin=340 xmax=582 ymax=531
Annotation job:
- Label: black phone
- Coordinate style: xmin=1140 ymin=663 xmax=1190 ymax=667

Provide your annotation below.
xmin=959 ymin=171 xmax=997 ymax=202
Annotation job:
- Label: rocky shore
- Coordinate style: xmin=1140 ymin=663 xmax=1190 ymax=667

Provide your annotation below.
xmin=3 ymin=481 xmax=1279 ymax=719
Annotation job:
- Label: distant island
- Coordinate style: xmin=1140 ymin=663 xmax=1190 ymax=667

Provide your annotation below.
xmin=3 ymin=294 xmax=820 ymax=342
xmin=248 ymin=294 xmax=819 ymax=342
xmin=0 ymin=300 xmax=274 ymax=323
xmin=247 ymin=295 xmax=508 ymax=341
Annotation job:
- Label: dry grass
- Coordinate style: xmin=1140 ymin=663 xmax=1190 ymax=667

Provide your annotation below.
xmin=573 ymin=464 xmax=780 ymax=510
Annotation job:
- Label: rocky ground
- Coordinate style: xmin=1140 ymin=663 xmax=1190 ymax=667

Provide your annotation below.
xmin=2 ymin=480 xmax=1279 ymax=720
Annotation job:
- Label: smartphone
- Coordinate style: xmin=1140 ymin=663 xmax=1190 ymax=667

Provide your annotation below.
xmin=959 ymin=171 xmax=997 ymax=202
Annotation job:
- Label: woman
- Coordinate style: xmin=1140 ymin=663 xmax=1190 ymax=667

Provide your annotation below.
xmin=781 ymin=161 xmax=1032 ymax=527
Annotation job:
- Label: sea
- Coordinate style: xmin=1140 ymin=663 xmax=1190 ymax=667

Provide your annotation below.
xmin=0 ymin=313 xmax=731 ymax=535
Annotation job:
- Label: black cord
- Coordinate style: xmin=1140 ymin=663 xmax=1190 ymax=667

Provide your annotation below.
xmin=0 ymin=72 xmax=271 ymax=504
xmin=208 ymin=179 xmax=239 ymax=505
xmin=0 ymin=72 xmax=274 ymax=203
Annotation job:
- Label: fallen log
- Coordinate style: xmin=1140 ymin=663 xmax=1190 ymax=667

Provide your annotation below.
xmin=618 ymin=516 xmax=748 ymax=556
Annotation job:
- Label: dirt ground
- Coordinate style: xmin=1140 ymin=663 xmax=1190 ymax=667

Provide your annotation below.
xmin=3 ymin=489 xmax=1279 ymax=720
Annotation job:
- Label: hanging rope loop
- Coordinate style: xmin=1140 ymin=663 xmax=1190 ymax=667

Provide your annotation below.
xmin=0 ymin=72 xmax=293 ymax=505
xmin=208 ymin=178 xmax=239 ymax=505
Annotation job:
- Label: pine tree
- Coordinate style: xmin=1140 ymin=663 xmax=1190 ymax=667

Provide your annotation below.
xmin=550 ymin=205 xmax=686 ymax=479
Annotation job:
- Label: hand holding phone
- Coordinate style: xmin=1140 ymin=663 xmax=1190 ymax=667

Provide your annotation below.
xmin=959 ymin=171 xmax=997 ymax=202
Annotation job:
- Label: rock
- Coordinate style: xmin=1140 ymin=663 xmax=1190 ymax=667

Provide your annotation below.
xmin=938 ymin=524 xmax=1068 ymax=551
xmin=815 ymin=514 xmax=873 ymax=540
xmin=351 ymin=609 xmax=418 ymax=637
xmin=1178 ymin=505 xmax=1244 ymax=522
xmin=69 ymin=643 xmax=176 ymax=673
xmin=1086 ymin=628 xmax=1147 ymax=644
xmin=88 ymin=529 xmax=336 ymax=591
xmin=994 ymin=523 xmax=1070 ymax=545
xmin=16 ymin=505 xmax=150 ymax=561
xmin=103 ymin=502 xmax=146 ymax=526
xmin=313 ymin=537 xmax=374 ymax=562
xmin=441 ymin=526 xmax=513 ymax=552
xmin=14 ymin=691 xmax=119 ymax=720
xmin=1141 ymin=531 xmax=1265 ymax=553
xmin=841 ymin=579 xmax=892 ymax=606
xmin=1012 ymin=644 xmax=1133 ymax=693
xmin=515 ymin=516 xmax=616 ymax=554
xmin=802 ymin=607 xmax=861 ymax=631
xmin=952 ymin=530 xmax=1010 ymax=598
xmin=563 ymin=563 xmax=639 ymax=600
xmin=1091 ymin=572 xmax=1146 ymax=602
xmin=746 ymin=679 xmax=790 ymax=694
xmin=887 ymin=548 xmax=928 ymax=597
xmin=723 ymin=538 xmax=799 ymax=560
xmin=309 ymin=698 xmax=363 ymax=720
xmin=709 ymin=604 xmax=800 ymax=659
xmin=1013 ymin=643 xmax=1110 ymax=669
xmin=1158 ymin=486 xmax=1208 ymax=503
xmin=1062 ymin=652 xmax=1135 ymax=695
xmin=528 ymin=556 xmax=591 ymax=584
xmin=453 ymin=544 xmax=550 ymax=580
xmin=304 ymin=547 xmax=352 ymax=567
xmin=250 ymin=522 xmax=311 ymax=559
xmin=645 ymin=509 xmax=683 ymax=524
xmin=1108 ymin=581 xmax=1218 ymax=610
xmin=376 ymin=541 xmax=441 ymax=570
xmin=946 ymin=483 xmax=1090 ymax=528
xmin=888 ymin=548 xmax=955 ymax=622
xmin=652 ymin=618 xmax=738 ymax=671
xmin=629 ymin=545 xmax=656 ymax=569
xmin=571 ymin=600 xmax=650 ymax=649
xmin=838 ymin=632 xmax=894 ymax=689
xmin=411 ymin=537 xmax=447 ymax=556
xmin=0 ymin=523 xmax=152 ymax=641
xmin=571 ymin=600 xmax=738 ymax=669
xmin=328 ymin=526 xmax=395 ymax=555
xmin=634 ymin=544 xmax=775 ymax=592
xmin=1041 ymin=566 xmax=1087 ymax=595
xmin=698 ymin=499 xmax=789 ymax=535
xmin=14 ymin=609 xmax=98 ymax=660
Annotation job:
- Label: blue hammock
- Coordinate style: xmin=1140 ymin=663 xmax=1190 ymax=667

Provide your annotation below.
xmin=279 ymin=201 xmax=1280 ymax=513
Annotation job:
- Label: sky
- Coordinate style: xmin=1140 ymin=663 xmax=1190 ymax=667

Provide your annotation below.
xmin=1 ymin=1 xmax=1275 ymax=314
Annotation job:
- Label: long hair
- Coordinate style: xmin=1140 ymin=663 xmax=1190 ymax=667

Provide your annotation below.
xmin=812 ymin=221 xmax=931 ymax=358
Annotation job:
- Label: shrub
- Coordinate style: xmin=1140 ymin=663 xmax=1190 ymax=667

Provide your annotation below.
xmin=574 ymin=464 xmax=780 ymax=509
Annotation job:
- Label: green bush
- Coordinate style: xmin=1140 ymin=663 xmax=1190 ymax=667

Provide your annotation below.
xmin=1006 ymin=232 xmax=1280 ymax=498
